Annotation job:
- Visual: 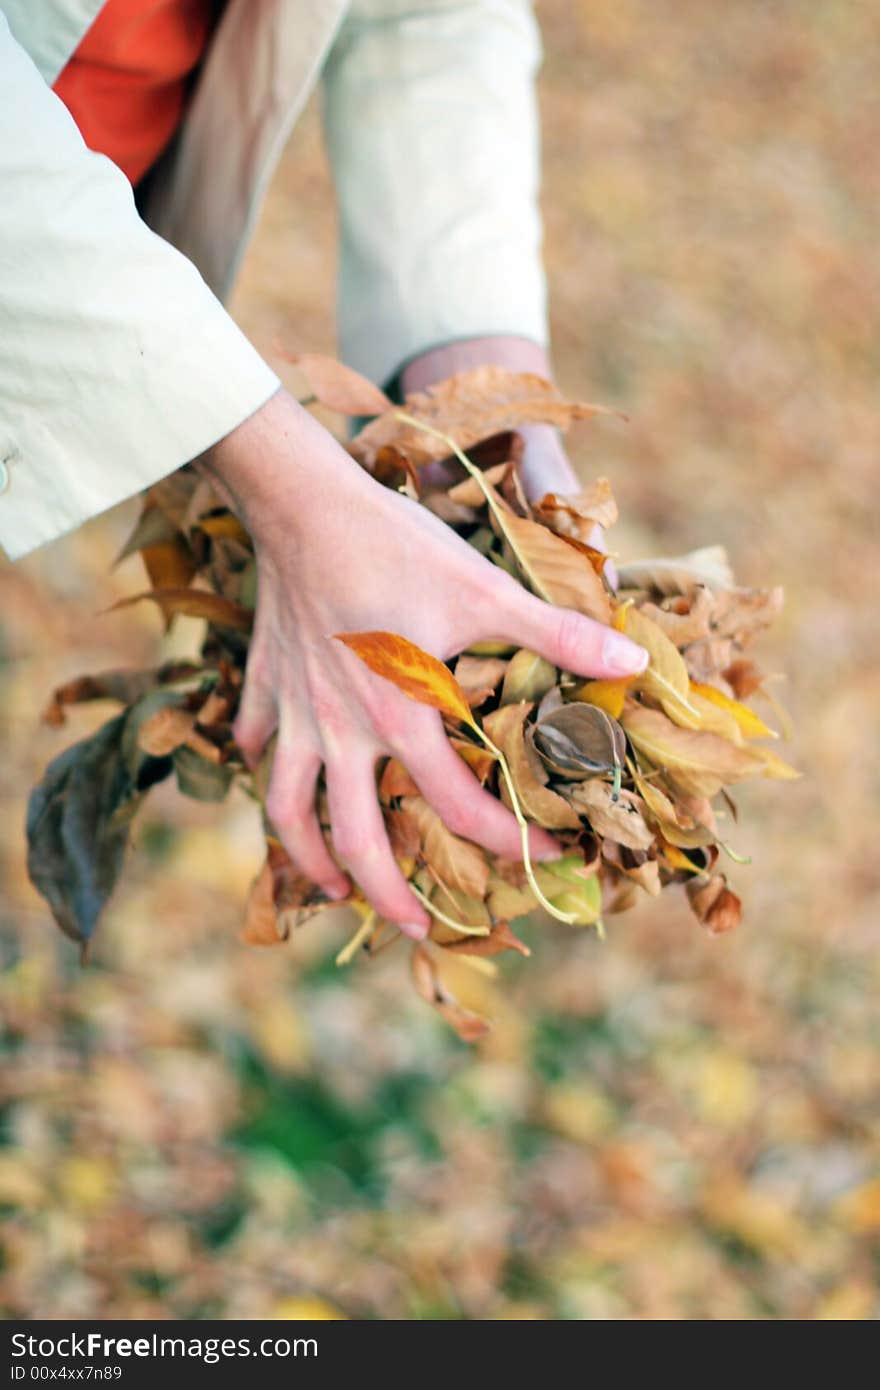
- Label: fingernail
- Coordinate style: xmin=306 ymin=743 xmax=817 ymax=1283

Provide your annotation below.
xmin=601 ymin=630 xmax=649 ymax=676
xmin=401 ymin=921 xmax=430 ymax=941
xmin=325 ymin=883 xmax=351 ymax=902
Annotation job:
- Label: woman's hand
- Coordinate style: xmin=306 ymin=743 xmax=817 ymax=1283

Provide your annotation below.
xmin=198 ymin=389 xmax=646 ymax=940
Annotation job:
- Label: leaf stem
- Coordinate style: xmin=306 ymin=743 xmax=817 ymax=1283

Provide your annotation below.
xmin=409 ymin=883 xmax=490 ymax=936
xmin=394 ymin=412 xmax=512 ymax=532
xmin=471 ymin=724 xmax=580 ymax=925
xmin=336 ymin=908 xmax=377 ymax=966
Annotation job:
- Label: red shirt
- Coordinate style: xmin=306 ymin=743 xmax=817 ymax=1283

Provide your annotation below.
xmin=52 ymin=0 xmax=217 ymax=186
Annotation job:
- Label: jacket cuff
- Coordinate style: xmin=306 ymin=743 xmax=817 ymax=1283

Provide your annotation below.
xmin=0 ymin=312 xmax=279 ymax=560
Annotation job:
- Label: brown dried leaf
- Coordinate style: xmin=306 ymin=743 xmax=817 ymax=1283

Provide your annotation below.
xmin=566 ymin=781 xmax=656 ymax=852
xmin=282 ymin=350 xmax=392 ymax=417
xmin=137 ymin=706 xmax=221 ymax=762
xmin=447 ymin=462 xmax=511 ymax=507
xmin=242 ymin=859 xmax=289 ymax=946
xmin=482 ymin=703 xmax=581 ymax=830
xmin=617 ymin=546 xmax=734 ymax=596
xmin=494 ymin=502 xmax=612 ymax=624
xmin=403 ymin=795 xmax=489 ymax=899
xmin=709 ymin=586 xmax=785 ymax=642
xmin=441 ymin=919 xmax=531 ymax=959
xmin=640 ymin=585 xmax=714 ymax=646
xmin=723 ymin=657 xmax=765 ymax=699
xmin=350 ymin=366 xmax=608 ymax=468
xmin=533 ymin=477 xmax=618 ymax=537
xmin=621 ymin=701 xmax=767 ymax=798
xmin=41 ymin=663 xmax=201 ymax=727
xmin=411 ymin=944 xmax=490 ymax=1042
xmin=453 ymin=654 xmax=509 ymax=709
xmin=449 ymin=737 xmax=497 ymax=785
xmin=686 ymin=874 xmax=742 ymax=934
xmin=107 ymin=587 xmax=253 ymax=632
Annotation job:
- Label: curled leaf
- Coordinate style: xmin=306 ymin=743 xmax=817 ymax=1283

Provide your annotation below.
xmin=686 ymin=874 xmax=743 ymax=934
xmin=533 ymin=477 xmax=618 ymax=537
xmin=530 ymin=703 xmax=626 ymax=780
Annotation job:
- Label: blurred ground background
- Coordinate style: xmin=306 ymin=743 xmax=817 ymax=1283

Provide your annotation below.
xmin=1 ymin=0 xmax=878 ymax=1320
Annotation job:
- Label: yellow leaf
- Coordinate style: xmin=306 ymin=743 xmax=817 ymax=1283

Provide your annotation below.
xmin=754 ymin=746 xmax=802 ymax=780
xmin=622 ymin=605 xmax=701 ymax=728
xmin=661 ymin=841 xmax=702 ymax=873
xmin=689 ymin=680 xmax=777 ymax=739
xmin=335 ymin=630 xmax=475 ymax=727
xmin=571 ymin=676 xmax=631 ymax=719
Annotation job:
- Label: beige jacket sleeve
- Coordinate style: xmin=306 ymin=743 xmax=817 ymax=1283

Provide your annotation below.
xmin=322 ymin=0 xmax=548 ymax=387
xmin=0 ymin=13 xmax=280 ymax=560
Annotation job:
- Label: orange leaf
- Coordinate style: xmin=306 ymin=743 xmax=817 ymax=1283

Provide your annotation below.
xmin=334 ymin=630 xmax=475 ymax=727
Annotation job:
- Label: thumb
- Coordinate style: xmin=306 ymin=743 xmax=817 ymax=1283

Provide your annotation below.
xmin=490 ymin=585 xmax=648 ymax=681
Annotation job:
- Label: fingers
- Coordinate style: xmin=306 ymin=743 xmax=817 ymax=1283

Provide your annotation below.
xmin=325 ymin=743 xmax=430 ymax=940
xmin=488 ymin=580 xmax=647 ymax=681
xmin=265 ymin=714 xmax=350 ymax=901
xmin=404 ymin=722 xmax=561 ymax=862
xmin=233 ymin=661 xmax=277 ymax=768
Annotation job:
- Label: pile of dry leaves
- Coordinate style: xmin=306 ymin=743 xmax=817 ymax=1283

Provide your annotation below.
xmin=26 ymin=361 xmax=797 ymax=1038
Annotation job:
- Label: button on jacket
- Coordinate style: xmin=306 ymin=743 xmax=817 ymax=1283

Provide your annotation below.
xmin=0 ymin=1 xmax=548 ymax=559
